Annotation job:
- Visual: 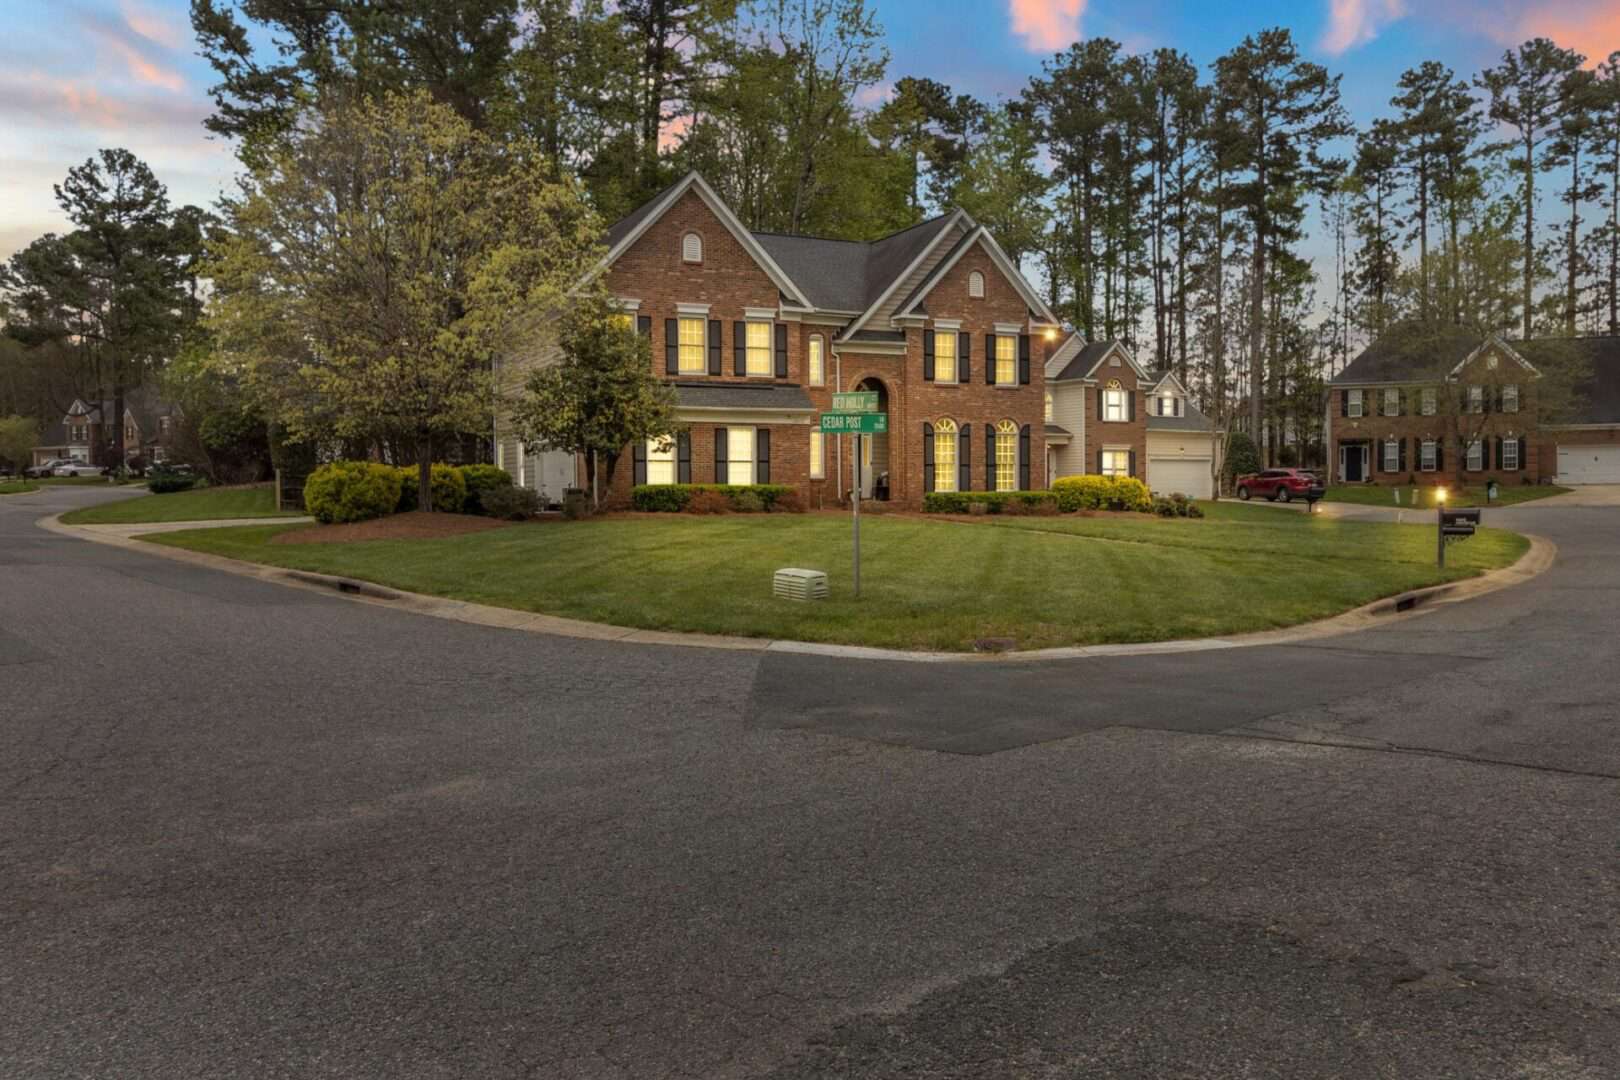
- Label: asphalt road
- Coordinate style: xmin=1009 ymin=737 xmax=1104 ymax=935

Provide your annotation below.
xmin=3 ymin=484 xmax=1618 ymax=1078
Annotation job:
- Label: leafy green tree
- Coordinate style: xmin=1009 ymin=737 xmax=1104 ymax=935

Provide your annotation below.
xmin=0 ymin=415 xmax=38 ymax=472
xmin=507 ymin=291 xmax=678 ymax=507
xmin=1477 ymin=38 xmax=1584 ymax=338
xmin=205 ymin=90 xmax=602 ymax=511
xmin=1223 ymin=431 xmax=1259 ymax=486
xmin=1590 ymin=53 xmax=1620 ymax=334
xmin=949 ymin=104 xmax=1050 ymax=269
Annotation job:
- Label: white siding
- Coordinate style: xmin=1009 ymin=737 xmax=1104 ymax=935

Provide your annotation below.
xmin=869 ymin=218 xmax=971 ymax=329
xmin=1049 ymin=381 xmax=1089 ymax=477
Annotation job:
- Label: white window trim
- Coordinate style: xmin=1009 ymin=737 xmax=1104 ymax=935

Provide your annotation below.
xmin=1347 ymin=389 xmax=1364 ymax=419
xmin=1503 ymin=385 xmax=1520 ymax=414
xmin=1502 ymin=439 xmax=1520 ymax=470
xmin=676 ymin=302 xmax=711 ymax=316
xmin=1383 ymin=440 xmax=1399 ymax=473
xmin=994 ymin=420 xmax=1018 ymax=492
xmin=934 ymin=419 xmax=959 ymax=492
xmin=993 ymin=334 xmax=1016 ymax=387
xmin=1468 ymin=386 xmax=1484 ymax=414
xmin=726 ymin=426 xmax=756 ymax=485
xmin=1100 ymin=446 xmax=1131 ymax=478
xmin=1384 ymin=388 xmax=1400 ymax=416
xmin=1466 ymin=439 xmax=1483 ymax=471
xmin=809 ymin=429 xmax=824 ymax=479
xmin=1421 ymin=388 xmax=1436 ymax=416
xmin=933 ymin=330 xmax=959 ymax=385
xmin=1103 ymin=384 xmax=1126 ymax=423
xmin=646 ymin=435 xmax=677 ymax=486
xmin=618 ymin=298 xmax=642 ymax=313
xmin=1420 ymin=440 xmax=1437 ymax=472
xmin=993 ymin=322 xmax=1023 ymax=335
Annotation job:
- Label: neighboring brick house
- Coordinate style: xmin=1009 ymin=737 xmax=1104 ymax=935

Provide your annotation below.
xmin=1326 ymin=330 xmax=1620 ymax=486
xmin=30 ymin=390 xmax=180 ymax=468
xmin=1044 ymin=336 xmax=1220 ymax=498
xmin=493 ymin=171 xmax=1064 ymax=508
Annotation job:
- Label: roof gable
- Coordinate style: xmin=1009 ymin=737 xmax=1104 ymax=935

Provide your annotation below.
xmin=839 ymin=210 xmax=971 ymax=340
xmin=1051 ymin=340 xmax=1152 ymax=382
xmin=891 ymin=226 xmax=1059 ymax=327
xmin=595 ymin=172 xmax=813 ymax=309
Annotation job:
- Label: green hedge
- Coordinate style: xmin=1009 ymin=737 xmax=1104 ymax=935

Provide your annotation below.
xmin=922 ymin=491 xmax=1057 ymax=514
xmin=395 ymin=464 xmax=467 ymax=513
xmin=631 ymin=483 xmax=794 ymax=512
xmin=1052 ymin=475 xmax=1153 ymax=512
xmin=304 ymin=461 xmax=403 ymax=524
xmin=457 ymin=464 xmax=513 ymax=515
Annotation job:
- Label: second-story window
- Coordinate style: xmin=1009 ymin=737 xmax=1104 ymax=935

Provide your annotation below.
xmin=677 ymin=317 xmax=706 ymax=374
xmin=1421 ymin=388 xmax=1436 ymax=416
xmin=1469 ymin=385 xmax=1485 ymax=413
xmin=1383 ymin=388 xmax=1400 ymax=416
xmin=934 ymin=331 xmax=957 ymax=385
xmin=1503 ymin=384 xmax=1519 ymax=413
xmin=1347 ymin=390 xmax=1363 ymax=418
xmin=1103 ymin=380 xmax=1126 ymax=422
xmin=745 ymin=321 xmax=772 ymax=376
xmin=808 ymin=335 xmax=825 ymax=386
xmin=994 ymin=335 xmax=1016 ymax=385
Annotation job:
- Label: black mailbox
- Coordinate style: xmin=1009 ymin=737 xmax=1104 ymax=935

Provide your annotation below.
xmin=1441 ymin=508 xmax=1480 ymax=537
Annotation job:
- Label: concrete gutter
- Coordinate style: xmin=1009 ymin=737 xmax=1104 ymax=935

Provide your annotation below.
xmin=39 ymin=513 xmax=1556 ymax=665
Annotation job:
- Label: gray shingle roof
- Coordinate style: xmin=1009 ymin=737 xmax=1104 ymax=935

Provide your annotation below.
xmin=1044 ymin=423 xmax=1071 ymax=439
xmin=603 ymin=176 xmax=687 ymax=251
xmin=1519 ymin=336 xmax=1620 ymax=425
xmin=671 ymin=382 xmax=814 ymax=412
xmin=1333 ymin=325 xmax=1490 ymax=384
xmin=752 ymin=213 xmax=958 ymax=314
xmin=1147 ymin=408 xmax=1214 ymax=433
xmin=1052 ymin=341 xmax=1121 ymax=382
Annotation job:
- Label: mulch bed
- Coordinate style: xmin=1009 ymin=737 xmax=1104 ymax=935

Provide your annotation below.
xmin=271 ymin=511 xmax=521 ymax=545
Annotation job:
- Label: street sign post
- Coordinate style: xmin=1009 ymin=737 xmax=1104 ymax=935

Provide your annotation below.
xmin=818 ymin=412 xmax=888 ymax=434
xmin=830 ymin=391 xmax=878 ymax=413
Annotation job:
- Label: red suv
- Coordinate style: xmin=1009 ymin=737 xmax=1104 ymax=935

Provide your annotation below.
xmin=1235 ymin=468 xmax=1323 ymax=503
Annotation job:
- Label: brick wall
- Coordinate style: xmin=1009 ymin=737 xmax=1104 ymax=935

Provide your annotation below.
xmin=1082 ymin=359 xmax=1148 ymax=477
xmin=1329 ymin=385 xmax=1543 ymax=483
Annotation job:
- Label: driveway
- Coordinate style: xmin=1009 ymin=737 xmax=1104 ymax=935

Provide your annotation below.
xmin=3 ymin=486 xmax=1617 ymax=1078
xmin=1516 ymin=483 xmax=1620 ymax=507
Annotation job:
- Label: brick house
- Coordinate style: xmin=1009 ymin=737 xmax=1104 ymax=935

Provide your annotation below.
xmin=1326 ymin=330 xmax=1620 ymax=487
xmin=1044 ymin=337 xmax=1221 ymax=499
xmin=30 ymin=390 xmax=180 ymax=468
xmin=493 ymin=172 xmax=1065 ymax=508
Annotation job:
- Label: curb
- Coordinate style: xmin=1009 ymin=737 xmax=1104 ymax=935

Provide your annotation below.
xmin=37 ymin=513 xmax=1556 ymax=665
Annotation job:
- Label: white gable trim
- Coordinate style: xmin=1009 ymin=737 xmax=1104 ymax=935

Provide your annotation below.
xmin=839 ymin=209 xmax=972 ymax=342
xmin=1145 ymin=370 xmax=1190 ymax=395
xmin=1082 ymin=342 xmax=1153 ymax=382
xmin=1448 ymin=334 xmax=1541 ymax=378
xmin=893 ymin=226 xmax=1060 ymax=327
xmin=588 ymin=172 xmax=814 ymax=309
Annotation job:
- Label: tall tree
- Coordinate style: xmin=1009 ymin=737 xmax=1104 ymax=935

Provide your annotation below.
xmin=870 ymin=77 xmax=985 ymax=213
xmin=1212 ymin=28 xmax=1350 ymax=447
xmin=1391 ymin=62 xmax=1478 ymax=320
xmin=1590 ymin=53 xmax=1620 ymax=335
xmin=1351 ymin=118 xmax=1403 ymax=337
xmin=1477 ymin=38 xmax=1584 ymax=338
xmin=1546 ymin=67 xmax=1603 ymax=334
xmin=948 ymin=104 xmax=1050 ymax=269
xmin=205 ymin=91 xmax=602 ymax=510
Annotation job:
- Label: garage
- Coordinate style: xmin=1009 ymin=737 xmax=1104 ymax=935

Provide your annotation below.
xmin=1148 ymin=455 xmax=1213 ymax=499
xmin=1557 ymin=444 xmax=1620 ymax=485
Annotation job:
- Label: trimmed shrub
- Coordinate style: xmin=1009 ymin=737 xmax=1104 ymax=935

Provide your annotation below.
xmin=395 ymin=463 xmax=468 ymax=513
xmin=1152 ymin=492 xmax=1204 ymax=519
xmin=1223 ymin=432 xmax=1260 ymax=484
xmin=478 ymin=483 xmax=541 ymax=520
xmin=684 ymin=490 xmax=731 ymax=514
xmin=731 ymin=491 xmax=765 ymax=513
xmin=457 ymin=464 xmax=514 ymax=515
xmin=147 ymin=466 xmax=197 ymax=494
xmin=304 ymin=461 xmax=403 ymax=524
xmin=1052 ymin=475 xmax=1152 ymax=513
xmin=921 ymin=490 xmax=1058 ymax=515
xmin=631 ymin=483 xmax=794 ymax=512
xmin=769 ymin=488 xmax=806 ymax=513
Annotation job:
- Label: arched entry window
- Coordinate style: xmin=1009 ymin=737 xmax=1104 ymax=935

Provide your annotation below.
xmin=934 ymin=418 xmax=958 ymax=493
xmin=995 ymin=420 xmax=1018 ymax=491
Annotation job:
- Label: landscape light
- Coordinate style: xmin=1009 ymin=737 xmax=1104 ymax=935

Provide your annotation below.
xmin=1436 ymin=487 xmax=1447 ymax=504
xmin=1044 ymin=327 xmax=1057 ymax=341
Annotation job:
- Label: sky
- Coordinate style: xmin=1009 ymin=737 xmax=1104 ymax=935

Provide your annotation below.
xmin=2 ymin=0 xmax=1617 ymax=268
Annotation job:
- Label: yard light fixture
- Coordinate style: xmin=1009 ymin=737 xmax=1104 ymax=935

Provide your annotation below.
xmin=1044 ymin=327 xmax=1057 ymax=341
xmin=1436 ymin=486 xmax=1448 ymax=505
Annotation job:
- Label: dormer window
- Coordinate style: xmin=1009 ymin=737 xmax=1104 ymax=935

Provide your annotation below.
xmin=1158 ymin=394 xmax=1177 ymax=417
xmin=968 ymin=270 xmax=985 ymax=299
xmin=682 ymin=232 xmax=702 ymax=263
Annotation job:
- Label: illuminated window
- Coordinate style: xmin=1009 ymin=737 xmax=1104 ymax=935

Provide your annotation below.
xmin=677 ymin=317 xmax=705 ymax=374
xmin=995 ymin=420 xmax=1018 ymax=491
xmin=727 ymin=426 xmax=755 ymax=484
xmin=934 ymin=418 xmax=958 ymax=492
xmin=808 ymin=335 xmax=824 ymax=386
xmin=994 ymin=335 xmax=1016 ymax=385
xmin=1421 ymin=440 xmax=1436 ymax=471
xmin=1100 ymin=449 xmax=1130 ymax=477
xmin=1103 ymin=379 xmax=1125 ymax=422
xmin=645 ymin=436 xmax=676 ymax=485
xmin=934 ymin=332 xmax=957 ymax=384
xmin=809 ymin=429 xmax=824 ymax=478
xmin=746 ymin=321 xmax=772 ymax=376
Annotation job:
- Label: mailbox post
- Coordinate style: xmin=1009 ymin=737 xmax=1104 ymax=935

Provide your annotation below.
xmin=1437 ymin=504 xmax=1481 ymax=568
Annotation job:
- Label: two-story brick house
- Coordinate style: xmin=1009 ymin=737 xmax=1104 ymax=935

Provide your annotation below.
xmin=494 ymin=172 xmax=1065 ymax=508
xmin=30 ymin=390 xmax=180 ymax=468
xmin=1327 ymin=330 xmax=1620 ymax=486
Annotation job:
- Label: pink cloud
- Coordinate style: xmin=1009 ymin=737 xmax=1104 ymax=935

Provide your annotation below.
xmin=1008 ymin=0 xmax=1087 ymax=54
xmin=120 ymin=0 xmax=187 ymax=50
xmin=658 ymin=114 xmax=693 ymax=152
xmin=1319 ymin=0 xmax=1408 ymax=55
xmin=1 ymin=71 xmax=207 ymax=132
xmin=77 ymin=8 xmax=186 ymax=92
xmin=1512 ymin=2 xmax=1620 ymax=67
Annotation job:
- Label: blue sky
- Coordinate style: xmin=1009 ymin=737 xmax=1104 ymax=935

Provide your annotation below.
xmin=2 ymin=0 xmax=1615 ymax=265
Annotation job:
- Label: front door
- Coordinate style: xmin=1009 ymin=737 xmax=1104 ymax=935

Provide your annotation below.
xmin=1340 ymin=444 xmax=1364 ymax=483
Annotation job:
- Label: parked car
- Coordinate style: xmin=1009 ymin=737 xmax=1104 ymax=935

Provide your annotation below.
xmin=53 ymin=461 xmax=108 ymax=478
xmin=27 ymin=458 xmax=75 ymax=478
xmin=1235 ymin=468 xmax=1323 ymax=503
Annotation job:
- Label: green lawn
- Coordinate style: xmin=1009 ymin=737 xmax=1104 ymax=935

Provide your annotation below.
xmin=59 ymin=484 xmax=301 ymax=525
xmin=0 ymin=480 xmax=40 ymax=495
xmin=146 ymin=502 xmax=1528 ymax=652
xmin=1324 ymin=483 xmax=1568 ymax=509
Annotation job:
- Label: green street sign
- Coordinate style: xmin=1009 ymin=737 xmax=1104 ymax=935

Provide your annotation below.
xmin=830 ymin=391 xmax=879 ymax=413
xmin=818 ymin=411 xmax=889 ymax=434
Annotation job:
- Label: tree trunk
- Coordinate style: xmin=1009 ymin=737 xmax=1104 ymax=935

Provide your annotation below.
xmin=1247 ymin=227 xmax=1265 ymax=452
xmin=1567 ymin=141 xmax=1581 ymax=336
xmin=1523 ymin=129 xmax=1536 ymax=339
xmin=112 ymin=383 xmax=126 ymax=470
xmin=417 ymin=435 xmax=433 ymax=513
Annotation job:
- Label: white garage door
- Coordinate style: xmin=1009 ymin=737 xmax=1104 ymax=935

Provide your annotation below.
xmin=1557 ymin=445 xmax=1620 ymax=485
xmin=1149 ymin=457 xmax=1213 ymax=499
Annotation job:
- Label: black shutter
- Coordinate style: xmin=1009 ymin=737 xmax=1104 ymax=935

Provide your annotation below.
xmin=922 ymin=423 xmax=935 ymax=493
xmin=1097 ymin=387 xmax=1104 ymax=422
xmin=756 ymin=428 xmax=770 ymax=483
xmin=1018 ymin=335 xmax=1031 ymax=385
xmin=677 ymin=431 xmax=691 ymax=483
xmin=958 ymin=332 xmax=970 ymax=384
xmin=775 ymin=324 xmax=788 ymax=378
xmin=985 ymin=335 xmax=996 ymax=384
xmin=1399 ymin=437 xmax=1407 ymax=473
xmin=665 ymin=319 xmax=679 ymax=375
xmin=1482 ymin=387 xmax=1492 ymax=414
xmin=986 ymin=425 xmax=996 ymax=489
xmin=714 ymin=427 xmax=728 ymax=484
xmin=708 ymin=319 xmax=723 ymax=375
xmin=1518 ymin=436 xmax=1526 ymax=471
xmin=1397 ymin=389 xmax=1405 ymax=416
xmin=637 ymin=315 xmax=652 ymax=338
xmin=923 ymin=331 xmax=935 ymax=381
xmin=1019 ymin=424 xmax=1031 ymax=490
xmin=734 ymin=321 xmax=747 ymax=375
xmin=1482 ymin=438 xmax=1491 ymax=470
xmin=1495 ymin=436 xmax=1503 ymax=472
xmin=1436 ymin=440 xmax=1444 ymax=472
xmin=633 ymin=439 xmax=648 ymax=485
xmin=1096 ymin=448 xmax=1104 ymax=474
xmin=1128 ymin=449 xmax=1137 ymax=479
xmin=1340 ymin=391 xmax=1349 ymax=417
xmin=1127 ymin=390 xmax=1136 ymax=422
xmin=958 ymin=424 xmax=971 ymax=493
